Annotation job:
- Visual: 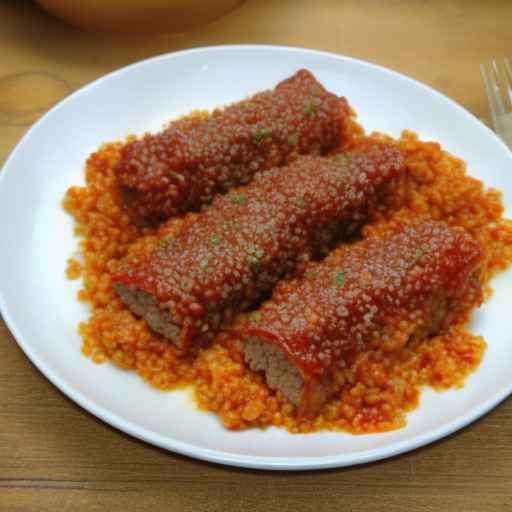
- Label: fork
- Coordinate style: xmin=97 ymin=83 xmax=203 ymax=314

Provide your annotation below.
xmin=481 ymin=57 xmax=512 ymax=149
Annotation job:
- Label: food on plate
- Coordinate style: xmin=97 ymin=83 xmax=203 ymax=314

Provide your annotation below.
xmin=113 ymin=143 xmax=405 ymax=350
xmin=114 ymin=70 xmax=349 ymax=223
xmin=63 ymin=71 xmax=512 ymax=434
xmin=242 ymin=220 xmax=484 ymax=417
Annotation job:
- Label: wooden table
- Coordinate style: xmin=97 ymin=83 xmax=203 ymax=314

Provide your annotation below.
xmin=1 ymin=1 xmax=511 ymax=510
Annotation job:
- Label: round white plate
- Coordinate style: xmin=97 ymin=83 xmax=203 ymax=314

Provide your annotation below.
xmin=0 ymin=45 xmax=511 ymax=471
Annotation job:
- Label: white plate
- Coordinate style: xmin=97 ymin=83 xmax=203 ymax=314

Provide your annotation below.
xmin=0 ymin=45 xmax=511 ymax=471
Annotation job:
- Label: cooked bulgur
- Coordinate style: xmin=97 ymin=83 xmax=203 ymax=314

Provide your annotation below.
xmin=63 ymin=113 xmax=512 ymax=433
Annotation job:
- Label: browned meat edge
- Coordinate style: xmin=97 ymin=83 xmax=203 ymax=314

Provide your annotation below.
xmin=242 ymin=295 xmax=451 ymax=415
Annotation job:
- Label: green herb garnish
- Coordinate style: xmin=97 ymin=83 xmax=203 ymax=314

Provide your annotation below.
xmin=209 ymin=235 xmax=221 ymax=247
xmin=182 ymin=279 xmax=193 ymax=291
xmin=254 ymin=127 xmax=272 ymax=144
xmin=247 ymin=244 xmax=264 ymax=257
xmin=335 ymin=152 xmax=352 ymax=164
xmin=304 ymin=270 xmax=316 ymax=279
xmin=333 ymin=269 xmax=345 ymax=287
xmin=303 ymin=101 xmax=318 ymax=115
xmin=247 ymin=255 xmax=259 ymax=265
xmin=163 ymin=232 xmax=176 ymax=243
xmin=230 ymin=193 xmax=247 ymax=205
xmin=414 ymin=249 xmax=424 ymax=261
xmin=287 ymin=133 xmax=299 ymax=146
xmin=247 ymin=247 xmax=265 ymax=266
xmin=249 ymin=311 xmax=262 ymax=323
xmin=295 ymin=196 xmax=305 ymax=208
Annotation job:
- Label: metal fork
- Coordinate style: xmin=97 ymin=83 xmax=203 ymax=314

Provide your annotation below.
xmin=481 ymin=57 xmax=512 ymax=149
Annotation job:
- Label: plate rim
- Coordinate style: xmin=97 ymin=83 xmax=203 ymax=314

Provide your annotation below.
xmin=1 ymin=44 xmax=511 ymax=471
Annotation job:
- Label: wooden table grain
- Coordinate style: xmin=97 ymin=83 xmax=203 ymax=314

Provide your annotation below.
xmin=1 ymin=1 xmax=511 ymax=510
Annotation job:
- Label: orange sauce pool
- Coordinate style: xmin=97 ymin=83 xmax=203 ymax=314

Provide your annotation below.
xmin=63 ymin=117 xmax=512 ymax=433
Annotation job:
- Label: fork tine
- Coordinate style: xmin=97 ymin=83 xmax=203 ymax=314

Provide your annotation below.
xmin=481 ymin=58 xmax=512 ymax=149
xmin=495 ymin=59 xmax=512 ymax=112
xmin=504 ymin=56 xmax=512 ymax=100
xmin=481 ymin=61 xmax=503 ymax=123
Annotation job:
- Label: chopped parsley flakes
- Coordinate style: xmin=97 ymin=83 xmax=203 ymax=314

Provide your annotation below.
xmin=254 ymin=127 xmax=272 ymax=144
xmin=249 ymin=311 xmax=262 ymax=323
xmin=333 ymin=269 xmax=345 ymax=287
xmin=230 ymin=193 xmax=247 ymax=205
xmin=303 ymin=102 xmax=318 ymax=115
xmin=295 ymin=196 xmax=305 ymax=208
xmin=414 ymin=249 xmax=424 ymax=261
xmin=209 ymin=235 xmax=221 ymax=247
xmin=335 ymin=152 xmax=353 ymax=164
xmin=287 ymin=133 xmax=299 ymax=146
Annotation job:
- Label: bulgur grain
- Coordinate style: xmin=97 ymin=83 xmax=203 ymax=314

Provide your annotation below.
xmin=63 ymin=114 xmax=512 ymax=434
